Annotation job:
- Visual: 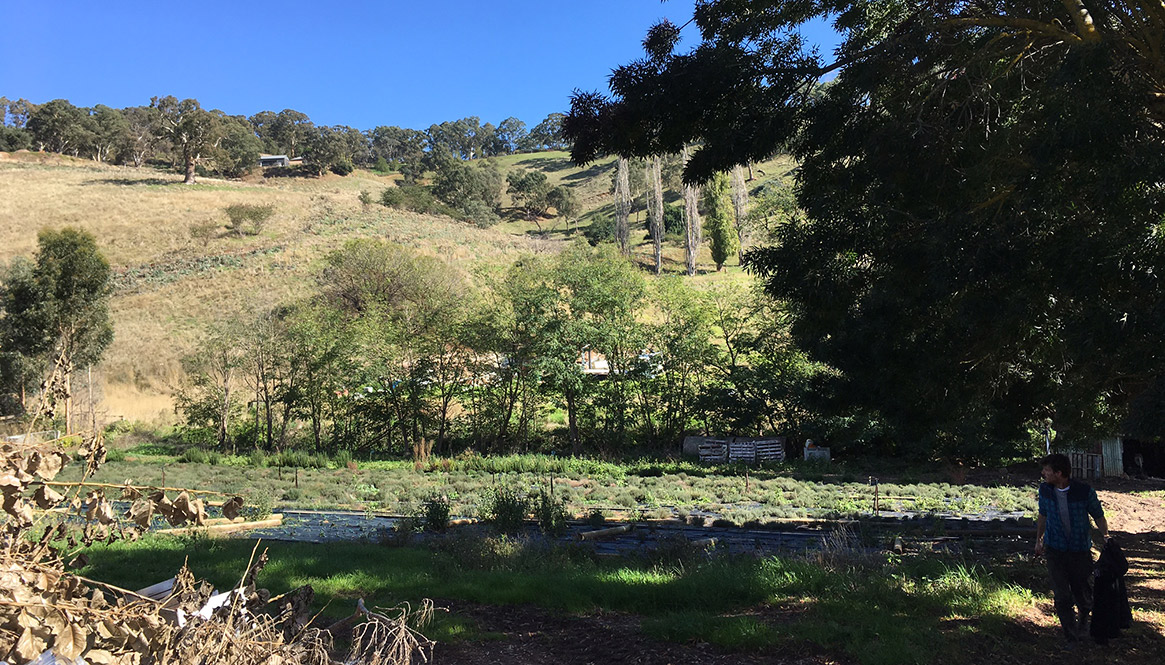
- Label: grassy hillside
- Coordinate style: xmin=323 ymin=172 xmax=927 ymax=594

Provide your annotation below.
xmin=0 ymin=149 xmax=793 ymax=422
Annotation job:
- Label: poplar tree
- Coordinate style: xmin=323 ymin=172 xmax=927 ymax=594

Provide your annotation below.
xmin=702 ymin=172 xmax=737 ymax=271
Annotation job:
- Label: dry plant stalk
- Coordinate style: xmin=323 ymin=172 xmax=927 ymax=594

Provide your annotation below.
xmin=1 ymin=419 xmax=435 ymax=664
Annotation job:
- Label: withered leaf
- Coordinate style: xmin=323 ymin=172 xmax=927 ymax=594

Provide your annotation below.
xmin=96 ymin=499 xmax=115 ymax=525
xmin=15 ymin=626 xmax=48 ymax=663
xmin=0 ymin=470 xmax=22 ymax=492
xmin=128 ymin=498 xmax=153 ymax=529
xmin=43 ymin=608 xmax=68 ymax=637
xmin=53 ymin=621 xmax=87 ymax=661
xmin=3 ymin=494 xmax=34 ymax=525
xmin=33 ymin=484 xmax=65 ymax=509
xmin=32 ymin=451 xmax=67 ymax=481
xmin=191 ymin=497 xmax=207 ymax=526
xmin=170 ymin=491 xmax=193 ymax=526
xmin=120 ymin=482 xmax=142 ymax=500
xmin=86 ymin=649 xmax=116 ymax=664
xmin=221 ymin=496 xmax=244 ymax=520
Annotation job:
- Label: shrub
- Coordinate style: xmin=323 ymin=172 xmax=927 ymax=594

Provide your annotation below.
xmin=189 ymin=220 xmax=218 ymax=246
xmin=586 ymin=509 xmax=606 ymax=528
xmin=583 ymin=214 xmax=616 ymax=245
xmin=358 ymin=190 xmax=374 ymax=206
xmin=534 ymin=491 xmax=570 ymax=536
xmin=224 ymin=204 xmax=275 ymax=236
xmin=244 ymin=487 xmax=276 ymax=520
xmin=373 ymin=156 xmax=393 ymax=173
xmin=420 ymin=495 xmax=452 ymax=533
xmin=380 ymin=185 xmax=455 ymax=216
xmin=179 ymin=447 xmax=214 ymax=464
xmin=483 ymin=487 xmax=529 ymax=534
xmin=458 ymin=199 xmax=501 ymax=228
xmin=330 ymin=158 xmax=355 ymax=176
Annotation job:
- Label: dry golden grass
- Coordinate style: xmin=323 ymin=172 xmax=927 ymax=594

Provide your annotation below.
xmin=0 ymin=155 xmax=552 ymax=421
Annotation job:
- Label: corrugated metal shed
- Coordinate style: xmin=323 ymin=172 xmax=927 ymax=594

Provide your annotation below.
xmin=1100 ymin=438 xmax=1124 ymax=476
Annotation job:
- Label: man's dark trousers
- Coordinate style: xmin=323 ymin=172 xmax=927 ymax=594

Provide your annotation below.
xmin=1047 ymin=548 xmax=1093 ymax=639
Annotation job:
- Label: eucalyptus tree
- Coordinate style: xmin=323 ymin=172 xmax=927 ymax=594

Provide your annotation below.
xmin=151 ymin=96 xmax=220 ymax=184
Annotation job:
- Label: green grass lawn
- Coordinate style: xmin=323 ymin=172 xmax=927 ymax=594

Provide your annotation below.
xmin=78 ymin=533 xmax=1039 ymax=665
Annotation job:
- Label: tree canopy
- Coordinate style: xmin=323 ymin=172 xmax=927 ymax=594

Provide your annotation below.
xmin=564 ymin=1 xmax=1165 ymax=455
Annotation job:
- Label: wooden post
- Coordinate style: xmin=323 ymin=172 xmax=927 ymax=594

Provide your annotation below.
xmin=295 ymin=467 xmax=299 ymax=489
xmin=745 ymin=468 xmax=750 ymax=492
xmin=161 ymin=465 xmax=166 ymax=488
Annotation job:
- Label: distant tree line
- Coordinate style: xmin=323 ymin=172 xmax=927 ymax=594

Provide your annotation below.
xmin=175 ymin=241 xmax=837 ymax=460
xmin=0 ymin=95 xmax=568 ymax=183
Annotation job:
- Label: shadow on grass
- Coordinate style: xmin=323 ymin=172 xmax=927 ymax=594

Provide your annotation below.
xmin=85 ymin=177 xmax=176 ymax=186
xmin=562 ymin=162 xmax=613 ymax=182
xmin=76 ymin=535 xmax=1155 ymax=665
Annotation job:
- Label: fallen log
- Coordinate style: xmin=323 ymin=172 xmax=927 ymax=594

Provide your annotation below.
xmin=157 ymin=514 xmax=283 ymax=537
xmin=578 ymin=524 xmax=632 ymax=541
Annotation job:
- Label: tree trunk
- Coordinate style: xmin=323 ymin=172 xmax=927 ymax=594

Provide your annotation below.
xmin=731 ymin=165 xmax=749 ymax=264
xmin=615 ymin=157 xmax=632 ymax=255
xmin=566 ymin=384 xmax=580 ymax=455
xmin=648 ymin=156 xmax=664 ymax=274
xmin=682 ymin=146 xmax=701 ymax=277
xmin=219 ymin=369 xmax=231 ymax=451
xmin=183 ymin=149 xmax=197 ymax=184
xmin=65 ymin=372 xmax=72 ymax=434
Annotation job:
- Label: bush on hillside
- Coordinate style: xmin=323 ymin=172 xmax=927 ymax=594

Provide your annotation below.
xmin=224 ymin=203 xmax=275 ymax=236
xmin=459 ymin=199 xmax=501 ymax=228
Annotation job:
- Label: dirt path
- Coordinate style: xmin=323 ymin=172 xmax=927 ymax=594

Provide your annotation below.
xmin=435 ymin=600 xmax=845 ymax=665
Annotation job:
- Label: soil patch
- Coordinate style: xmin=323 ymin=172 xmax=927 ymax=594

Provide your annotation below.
xmin=433 ymin=599 xmax=845 ymax=665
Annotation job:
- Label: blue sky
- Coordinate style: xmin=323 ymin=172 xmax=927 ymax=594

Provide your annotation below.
xmin=4 ymin=1 xmax=840 ymax=131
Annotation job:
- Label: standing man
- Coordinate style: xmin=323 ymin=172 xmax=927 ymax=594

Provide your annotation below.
xmin=1035 ymin=453 xmax=1109 ymax=646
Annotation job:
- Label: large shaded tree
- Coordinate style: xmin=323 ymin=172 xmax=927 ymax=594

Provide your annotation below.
xmin=564 ymin=1 xmax=1165 ymax=456
xmin=151 ymin=96 xmax=220 ymax=184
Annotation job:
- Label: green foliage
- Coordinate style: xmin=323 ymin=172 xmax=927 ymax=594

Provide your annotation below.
xmin=1 ymin=228 xmax=113 ymax=416
xmin=26 ymin=99 xmax=88 ymax=154
xmin=547 ymin=185 xmax=578 ymax=223
xmin=506 ymin=170 xmax=553 ymax=220
xmin=178 ymin=447 xmax=222 ymax=465
xmin=213 ymin=115 xmax=262 ymax=178
xmin=565 ymin=0 xmax=1165 ymax=457
xmin=419 ymin=495 xmax=452 ymax=532
xmin=303 ymin=126 xmax=357 ymax=176
xmin=432 ymin=158 xmax=503 ymax=214
xmin=533 ymin=491 xmax=570 ymax=536
xmin=380 ymin=185 xmax=454 ymax=216
xmin=0 ymin=126 xmax=32 ymax=151
xmin=152 ymin=96 xmax=220 ymax=184
xmin=701 ymin=172 xmax=737 ymax=270
xmin=458 ymin=199 xmax=501 ymax=228
xmin=223 ymin=204 xmax=274 ymax=236
xmin=330 ymin=157 xmax=355 ymax=176
xmin=482 ymin=487 xmax=529 ymax=534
